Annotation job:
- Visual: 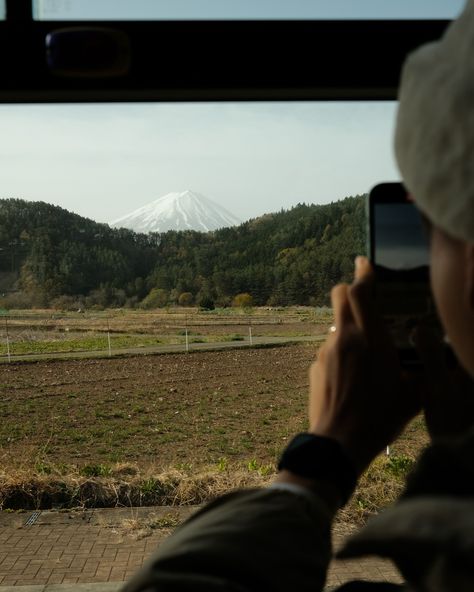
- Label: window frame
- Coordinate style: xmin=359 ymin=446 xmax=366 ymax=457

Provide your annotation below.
xmin=1 ymin=0 xmax=449 ymax=102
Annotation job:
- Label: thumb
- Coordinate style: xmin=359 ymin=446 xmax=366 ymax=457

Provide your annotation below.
xmin=354 ymin=255 xmax=373 ymax=282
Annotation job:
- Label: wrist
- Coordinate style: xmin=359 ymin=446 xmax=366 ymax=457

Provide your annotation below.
xmin=275 ymin=470 xmax=344 ymax=513
xmin=277 ymin=433 xmax=358 ymax=507
xmin=308 ymin=428 xmax=374 ymax=478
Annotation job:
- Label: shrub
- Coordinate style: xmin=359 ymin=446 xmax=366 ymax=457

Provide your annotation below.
xmin=50 ymin=295 xmax=85 ymax=311
xmin=140 ymin=288 xmax=169 ymax=309
xmin=198 ymin=295 xmax=215 ymax=311
xmin=0 ymin=291 xmax=38 ymax=309
xmin=178 ymin=292 xmax=193 ymax=306
xmin=232 ymin=293 xmax=254 ymax=310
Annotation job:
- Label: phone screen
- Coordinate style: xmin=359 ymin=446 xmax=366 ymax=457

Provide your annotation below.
xmin=374 ymin=203 xmax=429 ymax=272
xmin=370 ymin=184 xmax=440 ymax=357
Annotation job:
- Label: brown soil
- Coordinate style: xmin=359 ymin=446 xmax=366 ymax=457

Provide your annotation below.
xmin=0 ymin=344 xmax=316 ymax=471
xmin=0 ymin=343 xmax=430 ymax=513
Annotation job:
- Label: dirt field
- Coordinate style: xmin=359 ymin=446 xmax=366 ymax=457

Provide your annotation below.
xmin=0 ymin=343 xmax=429 ymax=513
xmin=0 ymin=344 xmax=314 ymax=470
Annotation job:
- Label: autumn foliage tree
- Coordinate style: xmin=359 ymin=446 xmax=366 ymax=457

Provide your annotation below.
xmin=232 ymin=293 xmax=254 ymax=310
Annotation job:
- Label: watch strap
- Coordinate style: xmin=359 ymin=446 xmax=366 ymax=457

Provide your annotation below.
xmin=278 ymin=433 xmax=357 ymax=506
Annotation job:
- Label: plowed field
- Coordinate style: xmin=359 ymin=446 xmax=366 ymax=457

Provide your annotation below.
xmin=1 ymin=344 xmax=319 ymax=472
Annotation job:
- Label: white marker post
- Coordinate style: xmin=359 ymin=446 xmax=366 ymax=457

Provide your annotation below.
xmin=184 ymin=314 xmax=190 ymax=353
xmin=107 ymin=319 xmax=112 ymax=357
xmin=249 ymin=325 xmax=253 ymax=346
xmin=5 ymin=317 xmax=11 ymax=362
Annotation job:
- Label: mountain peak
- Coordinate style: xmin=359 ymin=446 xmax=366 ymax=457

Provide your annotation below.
xmin=110 ymin=191 xmax=241 ymax=234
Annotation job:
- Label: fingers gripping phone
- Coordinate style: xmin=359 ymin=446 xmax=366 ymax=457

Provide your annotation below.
xmin=368 ymin=182 xmax=443 ymax=367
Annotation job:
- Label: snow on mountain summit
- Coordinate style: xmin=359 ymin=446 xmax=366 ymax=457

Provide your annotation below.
xmin=110 ymin=191 xmax=242 ymax=233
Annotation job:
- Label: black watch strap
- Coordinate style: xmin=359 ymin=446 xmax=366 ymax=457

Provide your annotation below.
xmin=278 ymin=433 xmax=357 ymax=506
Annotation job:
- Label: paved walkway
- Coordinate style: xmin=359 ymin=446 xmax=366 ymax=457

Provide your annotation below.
xmin=0 ymin=508 xmax=402 ymax=590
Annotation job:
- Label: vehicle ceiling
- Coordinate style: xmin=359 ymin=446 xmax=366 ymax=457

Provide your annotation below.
xmin=0 ymin=0 xmax=452 ymax=102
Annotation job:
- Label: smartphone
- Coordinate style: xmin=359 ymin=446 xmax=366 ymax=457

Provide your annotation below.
xmin=368 ymin=182 xmax=442 ymax=366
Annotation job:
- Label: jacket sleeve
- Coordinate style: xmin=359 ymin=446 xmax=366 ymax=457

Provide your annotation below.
xmin=337 ymin=428 xmax=474 ymax=590
xmin=401 ymin=427 xmax=474 ymax=499
xmin=122 ymin=487 xmax=334 ymax=592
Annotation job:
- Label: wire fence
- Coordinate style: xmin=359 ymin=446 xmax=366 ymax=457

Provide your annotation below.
xmin=0 ymin=308 xmax=332 ymax=361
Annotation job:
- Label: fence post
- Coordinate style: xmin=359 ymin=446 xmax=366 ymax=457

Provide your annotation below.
xmin=5 ymin=317 xmax=11 ymax=362
xmin=184 ymin=314 xmax=190 ymax=353
xmin=107 ymin=318 xmax=112 ymax=357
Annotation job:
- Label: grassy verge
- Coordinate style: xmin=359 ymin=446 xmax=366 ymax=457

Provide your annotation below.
xmin=0 ymin=461 xmax=272 ymax=511
xmin=0 ymin=453 xmax=417 ymax=522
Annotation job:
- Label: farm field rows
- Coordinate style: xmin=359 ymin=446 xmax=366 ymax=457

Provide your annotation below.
xmin=0 ymin=344 xmax=314 ymax=469
xmin=0 ymin=307 xmax=331 ymax=358
xmin=0 ymin=341 xmax=429 ymax=519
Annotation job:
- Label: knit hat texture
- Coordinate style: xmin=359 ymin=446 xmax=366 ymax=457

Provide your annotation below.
xmin=395 ymin=0 xmax=474 ymax=241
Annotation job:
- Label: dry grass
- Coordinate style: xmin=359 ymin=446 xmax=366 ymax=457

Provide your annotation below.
xmin=0 ymin=462 xmax=272 ymax=511
xmin=119 ymin=510 xmax=185 ymax=541
xmin=0 ymin=449 xmax=420 ymax=528
xmin=340 ymin=455 xmax=411 ymax=525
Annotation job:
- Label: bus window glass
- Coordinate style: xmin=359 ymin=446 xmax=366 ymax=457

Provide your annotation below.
xmin=33 ymin=0 xmax=464 ymax=21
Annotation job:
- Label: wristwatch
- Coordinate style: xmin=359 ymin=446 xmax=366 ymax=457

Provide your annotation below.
xmin=277 ymin=433 xmax=357 ymax=505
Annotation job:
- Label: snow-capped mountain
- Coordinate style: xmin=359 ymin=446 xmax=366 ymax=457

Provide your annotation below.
xmin=110 ymin=190 xmax=241 ymax=233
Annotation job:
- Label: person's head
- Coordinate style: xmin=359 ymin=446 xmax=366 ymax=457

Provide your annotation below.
xmin=395 ymin=0 xmax=474 ymax=377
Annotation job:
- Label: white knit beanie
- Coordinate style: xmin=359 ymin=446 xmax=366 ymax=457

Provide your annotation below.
xmin=395 ymin=0 xmax=474 ymax=242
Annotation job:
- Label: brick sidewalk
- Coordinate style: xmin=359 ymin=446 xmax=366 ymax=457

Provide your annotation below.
xmin=0 ymin=508 xmax=402 ymax=589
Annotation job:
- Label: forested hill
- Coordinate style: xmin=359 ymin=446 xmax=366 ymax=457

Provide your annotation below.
xmin=0 ymin=196 xmax=366 ymax=308
xmin=0 ymin=199 xmax=160 ymax=308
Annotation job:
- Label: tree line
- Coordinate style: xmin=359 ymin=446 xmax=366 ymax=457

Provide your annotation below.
xmin=0 ymin=195 xmax=366 ymax=309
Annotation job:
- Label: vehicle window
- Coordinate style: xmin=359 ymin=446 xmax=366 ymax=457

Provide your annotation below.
xmin=33 ymin=0 xmax=464 ymax=21
xmin=0 ymin=100 xmax=430 ymax=575
xmin=0 ymin=4 xmax=450 ymax=583
xmin=0 ymin=99 xmax=406 ymax=484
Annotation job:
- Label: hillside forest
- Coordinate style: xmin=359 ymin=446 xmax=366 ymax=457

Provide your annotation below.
xmin=0 ymin=196 xmax=366 ymax=309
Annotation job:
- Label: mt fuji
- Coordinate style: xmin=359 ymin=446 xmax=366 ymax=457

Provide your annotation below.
xmin=110 ymin=191 xmax=241 ymax=234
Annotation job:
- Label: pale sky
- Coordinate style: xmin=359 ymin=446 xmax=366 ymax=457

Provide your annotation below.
xmin=0 ymin=1 xmax=465 ymax=225
xmin=32 ymin=0 xmax=464 ymax=21
xmin=0 ymin=102 xmax=399 ymax=223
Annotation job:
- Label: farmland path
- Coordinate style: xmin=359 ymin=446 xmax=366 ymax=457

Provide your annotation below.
xmin=0 ymin=334 xmax=325 ymax=364
xmin=0 ymin=507 xmax=402 ymax=590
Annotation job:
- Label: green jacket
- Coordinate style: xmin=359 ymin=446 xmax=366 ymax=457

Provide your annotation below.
xmin=123 ymin=430 xmax=474 ymax=592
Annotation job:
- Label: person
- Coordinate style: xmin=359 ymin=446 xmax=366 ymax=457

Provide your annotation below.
xmin=123 ymin=2 xmax=474 ymax=591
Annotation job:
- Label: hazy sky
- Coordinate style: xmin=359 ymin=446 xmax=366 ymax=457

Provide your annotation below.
xmin=0 ymin=1 xmax=465 ymax=225
xmin=0 ymin=102 xmax=399 ymax=223
xmin=33 ymin=0 xmax=465 ymax=21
